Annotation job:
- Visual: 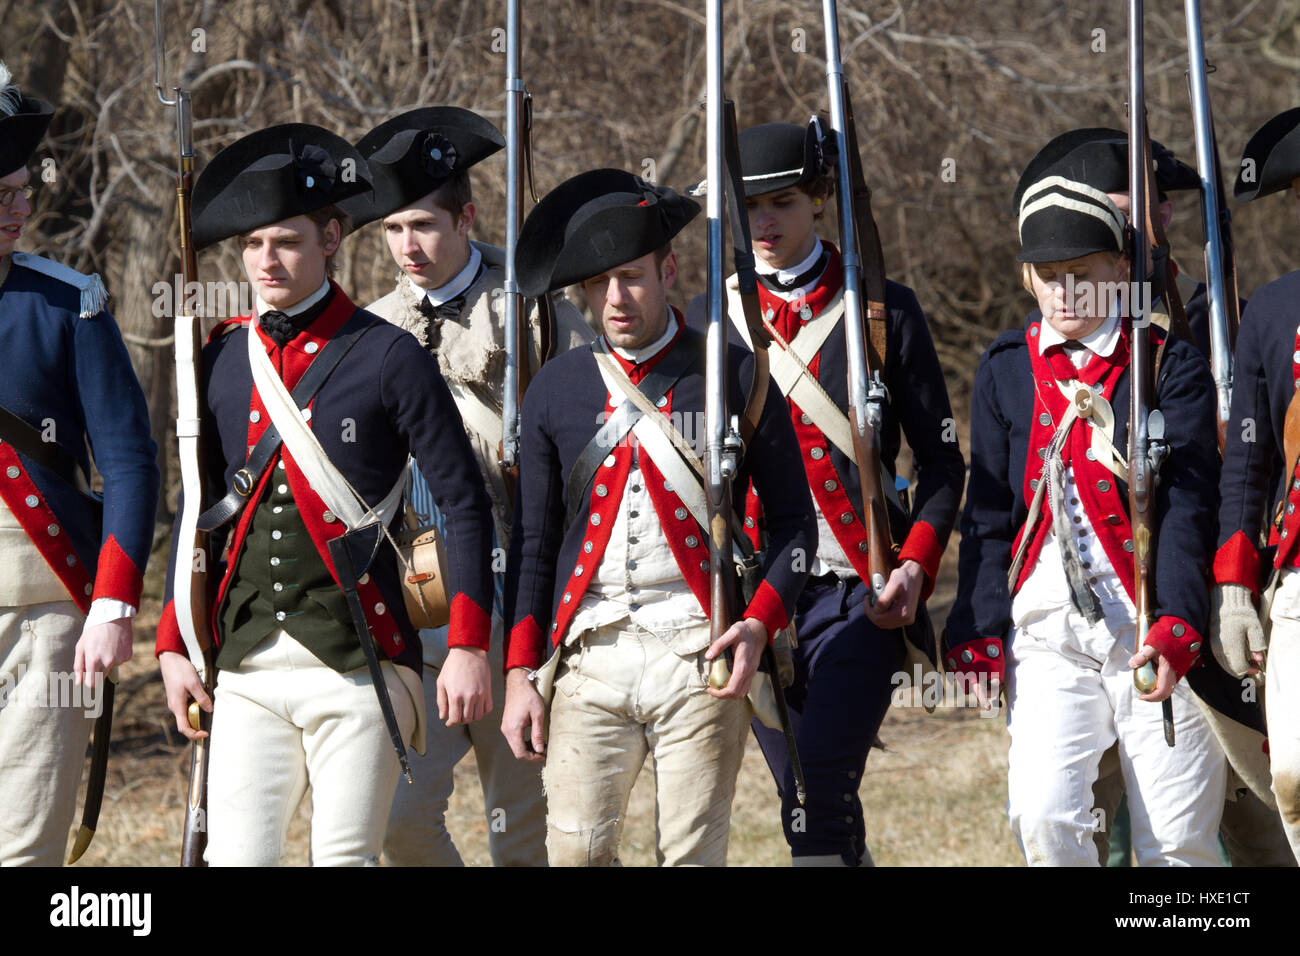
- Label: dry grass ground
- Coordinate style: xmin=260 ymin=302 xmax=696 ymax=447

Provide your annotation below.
xmin=66 ymin=542 xmax=1026 ymax=867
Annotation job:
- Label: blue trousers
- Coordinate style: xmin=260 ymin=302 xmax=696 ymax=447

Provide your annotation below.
xmin=753 ymin=574 xmax=906 ymax=865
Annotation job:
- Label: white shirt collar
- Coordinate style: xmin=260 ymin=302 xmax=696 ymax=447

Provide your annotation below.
xmin=256 ymin=278 xmax=330 ymax=319
xmin=1037 ymin=309 xmax=1122 ymax=367
xmin=608 ymin=306 xmax=679 ymax=364
xmin=424 ymin=245 xmax=482 ymax=307
xmin=758 ymin=237 xmax=824 ymax=289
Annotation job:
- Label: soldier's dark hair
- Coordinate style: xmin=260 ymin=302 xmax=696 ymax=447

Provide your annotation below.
xmin=429 ymin=169 xmax=474 ymax=218
xmin=797 ymin=175 xmax=835 ymax=217
xmin=653 ymin=243 xmax=673 ymax=268
xmin=304 ymin=204 xmax=350 ymax=276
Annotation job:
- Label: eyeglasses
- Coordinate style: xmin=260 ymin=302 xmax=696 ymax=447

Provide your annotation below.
xmin=0 ymin=184 xmax=35 ymax=208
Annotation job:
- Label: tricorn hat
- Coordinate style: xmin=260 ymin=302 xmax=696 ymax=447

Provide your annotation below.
xmin=515 ymin=169 xmax=700 ymax=296
xmin=1011 ymin=127 xmax=1199 ymax=215
xmin=1234 ymin=107 xmax=1300 ymax=202
xmin=339 ymin=107 xmax=505 ymax=229
xmin=191 ymin=124 xmax=372 ymax=250
xmin=0 ymin=62 xmax=55 ymax=179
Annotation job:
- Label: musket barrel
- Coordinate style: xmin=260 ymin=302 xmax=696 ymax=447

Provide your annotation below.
xmin=501 ymin=0 xmax=523 ymax=469
xmin=1184 ymin=0 xmax=1233 ymax=432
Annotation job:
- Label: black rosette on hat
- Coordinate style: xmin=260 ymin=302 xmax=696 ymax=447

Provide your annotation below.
xmin=1234 ymin=107 xmax=1300 ymax=202
xmin=191 ymin=123 xmax=372 ymax=251
xmin=339 ymin=107 xmax=504 ymax=229
xmin=0 ymin=62 xmax=55 ymax=178
xmin=515 ymin=168 xmax=700 ymax=297
xmin=1011 ymin=127 xmax=1198 ymax=215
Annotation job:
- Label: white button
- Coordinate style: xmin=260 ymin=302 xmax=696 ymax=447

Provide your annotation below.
xmin=66 ymin=555 xmax=77 ymax=567
xmin=810 ymin=447 xmax=825 ymax=460
xmin=24 ymin=495 xmax=37 ymax=507
xmin=46 ymin=524 xmax=59 ymax=536
xmin=301 ymin=408 xmax=312 ymax=422
xmin=273 ymin=506 xmax=283 ymax=514
xmin=277 ymin=460 xmax=286 ymax=471
xmin=655 ymin=396 xmax=668 ymax=409
xmin=305 ymin=342 xmax=319 ymax=354
xmin=5 ymin=466 xmax=17 ymax=478
xmin=358 ymin=573 xmax=370 ymax=585
xmin=603 ymin=455 xmax=616 ymax=468
xmin=272 ymin=530 xmax=282 ymax=540
xmin=277 ymin=484 xmax=288 ymax=494
xmin=374 ymin=603 xmax=386 ymax=615
xmin=84 ymin=584 xmax=93 ymax=596
xmin=275 ymin=611 xmax=286 ymax=621
xmin=270 ymin=557 xmax=280 ymax=566
xmin=323 ymin=511 xmax=337 ymax=523
xmin=273 ymin=582 xmax=284 ymax=592
xmin=596 ymin=484 xmax=608 ymax=497
xmin=590 ymin=514 xmax=601 ymax=526
xmin=250 ymin=410 xmax=261 ymax=423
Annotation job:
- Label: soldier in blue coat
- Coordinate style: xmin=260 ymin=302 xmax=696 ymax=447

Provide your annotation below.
xmin=686 ymin=122 xmax=966 ymax=866
xmin=948 ymin=146 xmax=1230 ymax=865
xmin=154 ymin=124 xmax=496 ymax=865
xmin=1211 ymin=106 xmax=1300 ymax=861
xmin=500 ymin=169 xmax=817 ymax=866
xmin=0 ymin=62 xmax=159 ymax=865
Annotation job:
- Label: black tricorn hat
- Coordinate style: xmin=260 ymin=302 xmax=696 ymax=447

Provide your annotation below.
xmin=191 ymin=124 xmax=372 ymax=251
xmin=1234 ymin=107 xmax=1300 ymax=202
xmin=736 ymin=121 xmax=830 ymax=197
xmin=515 ymin=169 xmax=700 ymax=296
xmin=1011 ymin=127 xmax=1199 ymax=214
xmin=339 ymin=107 xmax=505 ymax=229
xmin=0 ymin=64 xmax=55 ymax=178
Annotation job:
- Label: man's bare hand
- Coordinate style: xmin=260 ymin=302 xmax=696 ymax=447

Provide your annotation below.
xmin=75 ymin=618 xmax=133 ymax=689
xmin=705 ymin=617 xmax=767 ymax=699
xmin=502 ymin=667 xmax=546 ymax=761
xmin=1129 ymin=645 xmax=1177 ymax=703
xmin=437 ymin=646 xmax=492 ymax=726
xmin=159 ymin=650 xmax=212 ymax=741
xmin=864 ymin=560 xmax=925 ymax=630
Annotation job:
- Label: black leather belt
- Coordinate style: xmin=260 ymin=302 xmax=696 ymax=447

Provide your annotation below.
xmin=197 ymin=314 xmax=379 ymax=533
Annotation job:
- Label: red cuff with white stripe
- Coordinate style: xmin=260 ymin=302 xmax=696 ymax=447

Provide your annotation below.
xmin=741 ymin=578 xmax=789 ymax=644
xmin=1213 ymin=530 xmax=1261 ymax=597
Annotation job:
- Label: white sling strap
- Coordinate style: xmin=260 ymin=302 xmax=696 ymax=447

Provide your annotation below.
xmin=247 ymin=316 xmax=406 ymax=532
xmin=725 ymin=286 xmax=855 ymax=461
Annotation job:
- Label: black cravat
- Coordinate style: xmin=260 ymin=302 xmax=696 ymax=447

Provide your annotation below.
xmin=417 ymin=294 xmax=467 ymax=324
xmin=757 ymin=247 xmax=831 ymax=294
xmin=260 ymin=310 xmax=297 ymax=349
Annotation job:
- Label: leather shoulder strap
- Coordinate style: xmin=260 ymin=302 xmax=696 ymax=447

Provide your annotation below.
xmin=197 ymin=313 xmax=380 ymax=532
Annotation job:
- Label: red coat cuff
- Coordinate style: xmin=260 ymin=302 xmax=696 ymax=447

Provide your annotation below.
xmin=155 ymin=601 xmax=187 ymax=658
xmin=91 ymin=534 xmax=145 ymax=607
xmin=446 ymin=592 xmax=492 ymax=651
xmin=505 ymin=615 xmax=546 ymax=672
xmin=1144 ymin=616 xmax=1203 ymax=681
xmin=741 ymin=578 xmax=789 ymax=643
xmin=945 ymin=636 xmax=1005 ymax=691
xmin=898 ymin=520 xmax=944 ymax=601
xmin=1213 ymin=530 xmax=1261 ymax=597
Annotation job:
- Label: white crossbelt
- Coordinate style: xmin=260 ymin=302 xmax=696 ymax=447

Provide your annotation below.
xmin=172 ymin=312 xmax=208 ymax=679
xmin=726 ymin=286 xmax=852 ymax=458
xmin=247 ymin=316 xmax=406 ymax=533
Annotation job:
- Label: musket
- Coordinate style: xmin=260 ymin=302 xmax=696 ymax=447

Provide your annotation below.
xmin=1184 ymin=0 xmax=1241 ymax=451
xmin=821 ymin=0 xmax=897 ymax=608
xmin=703 ymin=0 xmax=804 ymax=804
xmin=155 ymin=0 xmax=217 ymax=864
xmin=1127 ymin=0 xmax=1175 ymax=747
xmin=500 ymin=0 xmax=552 ymax=479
